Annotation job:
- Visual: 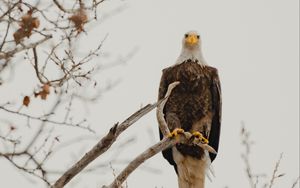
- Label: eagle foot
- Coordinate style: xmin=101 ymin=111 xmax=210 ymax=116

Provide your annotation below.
xmin=192 ymin=131 xmax=209 ymax=144
xmin=168 ymin=128 xmax=184 ymax=138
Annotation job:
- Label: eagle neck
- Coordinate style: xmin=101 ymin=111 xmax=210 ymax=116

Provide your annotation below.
xmin=175 ymin=46 xmax=207 ymax=66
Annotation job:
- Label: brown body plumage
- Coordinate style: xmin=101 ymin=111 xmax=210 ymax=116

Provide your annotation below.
xmin=159 ymin=59 xmax=221 ymax=160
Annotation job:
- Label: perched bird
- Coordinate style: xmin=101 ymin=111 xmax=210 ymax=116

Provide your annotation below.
xmin=158 ymin=31 xmax=222 ymax=188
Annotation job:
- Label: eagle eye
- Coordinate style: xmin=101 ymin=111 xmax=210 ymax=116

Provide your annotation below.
xmin=185 ymin=34 xmax=189 ymax=38
xmin=196 ymin=35 xmax=200 ymax=39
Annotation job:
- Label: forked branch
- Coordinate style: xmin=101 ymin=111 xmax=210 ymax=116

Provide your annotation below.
xmin=103 ymin=81 xmax=216 ymax=188
xmin=51 ymin=103 xmax=157 ymax=188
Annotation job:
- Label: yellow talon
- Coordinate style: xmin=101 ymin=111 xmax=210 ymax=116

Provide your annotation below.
xmin=192 ymin=131 xmax=209 ymax=144
xmin=168 ymin=128 xmax=184 ymax=138
xmin=192 ymin=131 xmax=202 ymax=138
xmin=201 ymin=137 xmax=209 ymax=144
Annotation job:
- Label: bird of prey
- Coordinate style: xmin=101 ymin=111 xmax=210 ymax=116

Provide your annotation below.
xmin=158 ymin=31 xmax=222 ymax=188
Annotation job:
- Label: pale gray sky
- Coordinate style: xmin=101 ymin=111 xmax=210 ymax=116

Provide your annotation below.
xmin=0 ymin=0 xmax=299 ymax=187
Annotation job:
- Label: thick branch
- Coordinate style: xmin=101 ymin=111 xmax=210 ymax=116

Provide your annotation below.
xmin=51 ymin=103 xmax=157 ymax=188
xmin=104 ymin=82 xmax=216 ymax=188
xmin=156 ymin=81 xmax=180 ymax=136
xmin=104 ymin=137 xmax=175 ymax=188
xmin=104 ymin=132 xmax=216 ymax=188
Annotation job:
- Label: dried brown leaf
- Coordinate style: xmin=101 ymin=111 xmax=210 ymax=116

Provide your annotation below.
xmin=42 ymin=84 xmax=50 ymax=94
xmin=34 ymin=84 xmax=51 ymax=100
xmin=23 ymin=96 xmax=30 ymax=107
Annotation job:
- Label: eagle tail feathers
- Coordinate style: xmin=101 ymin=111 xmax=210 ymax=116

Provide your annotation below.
xmin=204 ymin=151 xmax=215 ymax=182
xmin=174 ymin=148 xmax=212 ymax=188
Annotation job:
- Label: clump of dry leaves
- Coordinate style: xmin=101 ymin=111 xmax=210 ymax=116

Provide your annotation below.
xmin=34 ymin=84 xmax=50 ymax=100
xmin=69 ymin=5 xmax=88 ymax=33
xmin=22 ymin=84 xmax=51 ymax=107
xmin=13 ymin=10 xmax=40 ymax=44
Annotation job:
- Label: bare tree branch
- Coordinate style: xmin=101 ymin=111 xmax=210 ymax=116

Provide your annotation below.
xmin=268 ymin=153 xmax=284 ymax=188
xmin=0 ymin=35 xmax=52 ymax=60
xmin=240 ymin=126 xmax=292 ymax=188
xmin=0 ymin=105 xmax=92 ymax=132
xmin=104 ymin=137 xmax=174 ymax=188
xmin=32 ymin=46 xmax=47 ymax=84
xmin=156 ymin=81 xmax=180 ymax=136
xmin=0 ymin=1 xmax=20 ymax=20
xmin=241 ymin=126 xmax=262 ymax=188
xmin=291 ymin=176 xmax=300 ymax=188
xmin=51 ymin=103 xmax=157 ymax=188
xmin=52 ymin=0 xmax=73 ymax=13
xmin=0 ymin=1 xmax=135 ymax=187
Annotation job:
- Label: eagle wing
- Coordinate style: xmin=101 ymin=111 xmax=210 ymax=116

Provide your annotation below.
xmin=157 ymin=68 xmax=178 ymax=169
xmin=208 ymin=68 xmax=222 ymax=162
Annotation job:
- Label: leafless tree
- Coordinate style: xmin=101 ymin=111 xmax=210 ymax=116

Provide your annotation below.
xmin=0 ymin=0 xmax=132 ymax=187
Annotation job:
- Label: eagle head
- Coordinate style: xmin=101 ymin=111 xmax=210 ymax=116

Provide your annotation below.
xmin=182 ymin=31 xmax=201 ymax=50
xmin=176 ymin=30 xmax=206 ymax=65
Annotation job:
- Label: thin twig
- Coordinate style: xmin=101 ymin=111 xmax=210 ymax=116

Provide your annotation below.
xmin=0 ymin=35 xmax=52 ymax=60
xmin=0 ymin=1 xmax=20 ymax=20
xmin=268 ymin=153 xmax=284 ymax=188
xmin=291 ymin=176 xmax=300 ymax=188
xmin=0 ymin=21 xmax=10 ymax=51
xmin=0 ymin=105 xmax=93 ymax=132
xmin=52 ymin=0 xmax=73 ymax=13
xmin=32 ymin=47 xmax=47 ymax=84
xmin=241 ymin=126 xmax=257 ymax=188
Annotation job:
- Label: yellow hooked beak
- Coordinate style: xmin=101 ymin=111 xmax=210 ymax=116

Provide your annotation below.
xmin=186 ymin=34 xmax=198 ymax=45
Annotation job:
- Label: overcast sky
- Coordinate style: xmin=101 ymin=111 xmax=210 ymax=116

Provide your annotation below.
xmin=0 ymin=0 xmax=299 ymax=187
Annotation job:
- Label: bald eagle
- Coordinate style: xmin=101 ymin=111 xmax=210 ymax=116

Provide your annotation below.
xmin=158 ymin=31 xmax=222 ymax=188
